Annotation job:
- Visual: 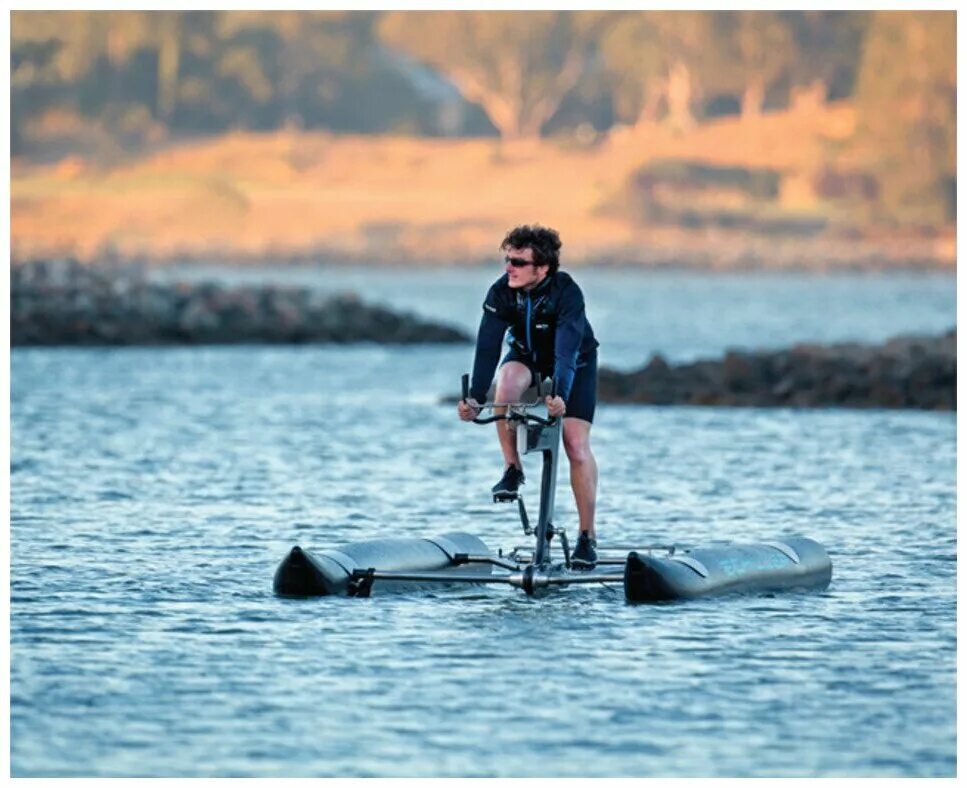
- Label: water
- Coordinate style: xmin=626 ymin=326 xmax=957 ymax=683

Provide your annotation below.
xmin=154 ymin=264 xmax=957 ymax=366
xmin=10 ymin=269 xmax=956 ymax=776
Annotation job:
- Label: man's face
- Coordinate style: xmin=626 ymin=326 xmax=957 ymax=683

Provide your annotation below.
xmin=503 ymin=246 xmax=548 ymax=290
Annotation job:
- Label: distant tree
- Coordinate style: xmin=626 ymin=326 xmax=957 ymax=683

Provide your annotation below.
xmin=12 ymin=10 xmax=453 ymax=149
xmin=600 ymin=11 xmax=725 ymax=133
xmin=727 ymin=12 xmax=795 ymax=119
xmin=13 ymin=11 xmax=100 ymax=82
xmin=378 ymin=11 xmax=601 ymax=141
xmin=598 ymin=13 xmax=664 ymax=127
xmin=850 ymin=11 xmax=955 ymax=225
xmin=206 ymin=11 xmax=433 ymax=134
xmin=156 ymin=13 xmax=181 ymax=120
xmin=646 ymin=11 xmax=719 ymax=131
xmin=782 ymin=11 xmax=870 ymax=104
xmin=13 ymin=11 xmax=177 ymax=124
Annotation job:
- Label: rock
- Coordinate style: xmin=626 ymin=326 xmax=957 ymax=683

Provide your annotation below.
xmin=11 ymin=259 xmax=470 ymax=347
xmin=599 ymin=329 xmax=956 ymax=411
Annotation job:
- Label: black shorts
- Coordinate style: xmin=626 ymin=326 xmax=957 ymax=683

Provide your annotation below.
xmin=500 ymin=349 xmax=598 ymax=423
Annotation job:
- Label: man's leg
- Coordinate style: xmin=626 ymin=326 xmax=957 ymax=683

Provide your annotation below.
xmin=562 ymin=417 xmax=597 ymax=540
xmin=493 ymin=361 xmax=533 ymax=468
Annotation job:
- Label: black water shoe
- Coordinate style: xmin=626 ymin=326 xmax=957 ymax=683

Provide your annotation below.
xmin=492 ymin=465 xmax=525 ymax=500
xmin=570 ymin=530 xmax=598 ymax=570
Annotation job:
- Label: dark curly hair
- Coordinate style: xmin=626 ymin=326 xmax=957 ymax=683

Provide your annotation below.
xmin=500 ymin=224 xmax=562 ymax=274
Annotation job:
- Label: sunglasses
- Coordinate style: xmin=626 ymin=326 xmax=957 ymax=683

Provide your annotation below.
xmin=505 ymin=255 xmax=537 ymax=268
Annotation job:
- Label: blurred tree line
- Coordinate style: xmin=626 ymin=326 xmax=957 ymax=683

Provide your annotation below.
xmin=12 ymin=10 xmax=955 ymax=225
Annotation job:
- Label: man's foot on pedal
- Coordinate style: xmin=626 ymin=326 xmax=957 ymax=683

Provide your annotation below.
xmin=492 ymin=465 xmax=525 ymax=501
xmin=571 ymin=530 xmax=598 ymax=570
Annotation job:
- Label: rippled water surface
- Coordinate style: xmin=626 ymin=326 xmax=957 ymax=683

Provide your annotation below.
xmin=11 ymin=270 xmax=956 ymax=776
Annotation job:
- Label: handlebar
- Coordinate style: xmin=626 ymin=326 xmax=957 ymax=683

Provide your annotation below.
xmin=472 ymin=411 xmax=556 ymax=427
xmin=460 ymin=373 xmax=558 ymax=427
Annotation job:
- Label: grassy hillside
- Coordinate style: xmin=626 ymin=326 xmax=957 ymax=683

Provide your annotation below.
xmin=11 ymin=102 xmax=955 ymax=269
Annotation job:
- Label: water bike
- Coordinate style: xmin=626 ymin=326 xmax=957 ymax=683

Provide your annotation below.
xmin=273 ymin=375 xmax=832 ymax=602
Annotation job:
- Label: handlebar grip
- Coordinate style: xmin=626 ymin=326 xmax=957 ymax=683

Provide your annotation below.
xmin=461 ymin=373 xmax=470 ymax=402
xmin=550 ymin=378 xmax=558 ymax=399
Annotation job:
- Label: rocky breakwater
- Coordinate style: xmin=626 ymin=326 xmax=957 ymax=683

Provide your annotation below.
xmin=12 ymin=259 xmax=470 ymax=346
xmin=599 ymin=331 xmax=956 ymax=410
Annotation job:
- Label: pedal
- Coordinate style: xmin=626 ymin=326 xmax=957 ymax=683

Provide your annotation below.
xmin=493 ymin=491 xmax=520 ymax=504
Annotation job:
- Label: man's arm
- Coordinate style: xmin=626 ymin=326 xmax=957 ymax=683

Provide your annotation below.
xmin=470 ymin=304 xmax=510 ymax=403
xmin=553 ymin=282 xmax=587 ymax=402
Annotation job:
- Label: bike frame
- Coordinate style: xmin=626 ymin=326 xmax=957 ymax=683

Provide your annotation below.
xmin=468 ymin=376 xmax=562 ymax=569
xmin=345 ymin=375 xmax=629 ymax=597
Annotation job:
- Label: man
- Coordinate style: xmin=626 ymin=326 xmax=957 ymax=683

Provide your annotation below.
xmin=457 ymin=225 xmax=600 ymax=569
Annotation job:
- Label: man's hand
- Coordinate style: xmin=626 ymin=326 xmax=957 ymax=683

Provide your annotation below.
xmin=545 ymin=395 xmax=566 ymax=418
xmin=457 ymin=397 xmax=482 ymax=421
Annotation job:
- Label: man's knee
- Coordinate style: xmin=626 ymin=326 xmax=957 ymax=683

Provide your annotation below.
xmin=563 ymin=422 xmax=593 ymax=463
xmin=495 ymin=362 xmax=532 ymax=398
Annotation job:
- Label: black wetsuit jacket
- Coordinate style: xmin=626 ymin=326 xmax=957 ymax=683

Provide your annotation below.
xmin=469 ymin=271 xmax=598 ymax=403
